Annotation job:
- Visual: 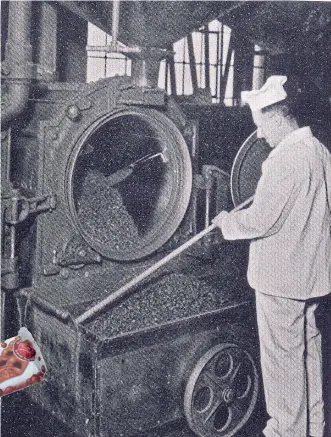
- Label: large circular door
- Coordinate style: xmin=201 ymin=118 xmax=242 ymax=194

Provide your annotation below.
xmin=230 ymin=132 xmax=271 ymax=207
xmin=66 ymin=108 xmax=192 ymax=261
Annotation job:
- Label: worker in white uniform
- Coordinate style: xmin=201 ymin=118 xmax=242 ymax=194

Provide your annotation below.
xmin=212 ymin=75 xmax=331 ymax=437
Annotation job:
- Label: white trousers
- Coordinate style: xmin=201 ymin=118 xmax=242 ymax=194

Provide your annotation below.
xmin=255 ymin=292 xmax=325 ymax=437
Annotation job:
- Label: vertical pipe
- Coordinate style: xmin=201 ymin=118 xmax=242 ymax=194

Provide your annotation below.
xmin=189 ymin=121 xmax=199 ymax=235
xmin=215 ymin=30 xmax=220 ymax=102
xmin=204 ymin=27 xmax=210 ymax=92
xmin=2 ymin=1 xmax=33 ymax=128
xmin=9 ymin=199 xmax=17 ymax=260
xmin=205 ymin=186 xmax=211 ymax=229
xmin=220 ymin=33 xmax=233 ymax=103
xmin=218 ymin=23 xmax=224 ymax=102
xmin=130 ymin=49 xmax=164 ymax=88
xmin=187 ymin=34 xmax=198 ymax=92
xmin=1 ymin=129 xmax=12 ymax=189
xmin=38 ymin=2 xmax=58 ymax=81
xmin=252 ymin=45 xmax=266 ymax=90
xmin=165 ymin=58 xmax=169 ymax=93
xmin=6 ymin=1 xmax=32 ymax=49
xmin=111 ymin=0 xmax=120 ymax=47
xmin=168 ymin=44 xmax=177 ymax=96
xmin=241 ymin=41 xmax=254 ymax=92
xmin=232 ymin=35 xmax=242 ymax=104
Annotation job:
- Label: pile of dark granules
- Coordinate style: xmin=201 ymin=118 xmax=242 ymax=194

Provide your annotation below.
xmin=76 ymin=169 xmax=139 ymax=251
xmin=86 ymin=271 xmax=235 ymax=337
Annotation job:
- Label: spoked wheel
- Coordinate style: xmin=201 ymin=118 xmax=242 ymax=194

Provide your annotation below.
xmin=184 ymin=343 xmax=259 ymax=437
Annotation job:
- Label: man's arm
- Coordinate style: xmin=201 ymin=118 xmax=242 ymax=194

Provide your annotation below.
xmin=214 ymin=156 xmax=302 ymax=240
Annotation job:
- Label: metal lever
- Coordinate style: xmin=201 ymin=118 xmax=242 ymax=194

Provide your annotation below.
xmin=129 ymin=152 xmax=167 ymax=168
xmin=106 ymin=152 xmax=167 ymax=186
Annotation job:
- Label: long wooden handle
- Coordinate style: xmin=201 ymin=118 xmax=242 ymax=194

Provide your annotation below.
xmin=75 ymin=195 xmax=254 ymax=325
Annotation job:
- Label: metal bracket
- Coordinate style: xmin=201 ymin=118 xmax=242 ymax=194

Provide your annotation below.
xmin=4 ymin=192 xmax=57 ymax=225
xmin=57 ymin=235 xmax=102 ymax=269
xmin=43 ymin=235 xmax=102 ymax=277
xmin=1 ymin=189 xmax=57 ymax=288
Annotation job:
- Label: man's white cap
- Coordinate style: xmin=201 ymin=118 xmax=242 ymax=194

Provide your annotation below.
xmin=241 ymin=76 xmax=288 ymax=111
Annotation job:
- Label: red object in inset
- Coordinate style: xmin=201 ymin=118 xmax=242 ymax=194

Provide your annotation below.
xmin=14 ymin=340 xmax=36 ymax=361
xmin=29 ymin=374 xmax=41 ymax=384
xmin=4 ymin=386 xmax=15 ymax=395
xmin=0 ymin=330 xmax=46 ymax=398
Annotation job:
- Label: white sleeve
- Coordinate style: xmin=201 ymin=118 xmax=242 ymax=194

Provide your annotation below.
xmin=222 ymin=156 xmax=302 ymax=240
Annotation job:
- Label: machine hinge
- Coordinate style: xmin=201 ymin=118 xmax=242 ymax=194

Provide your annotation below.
xmin=43 ymin=235 xmax=102 ymax=278
xmin=4 ymin=191 xmax=57 ymax=225
xmin=1 ymin=190 xmax=57 ymax=289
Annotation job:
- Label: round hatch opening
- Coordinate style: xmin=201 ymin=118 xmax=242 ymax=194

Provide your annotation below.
xmin=67 ymin=109 xmax=192 ymax=261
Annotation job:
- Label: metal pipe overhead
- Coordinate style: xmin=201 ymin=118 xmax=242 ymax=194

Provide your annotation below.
xmin=1 ymin=1 xmax=33 ymax=128
xmin=111 ymin=0 xmax=120 ymax=48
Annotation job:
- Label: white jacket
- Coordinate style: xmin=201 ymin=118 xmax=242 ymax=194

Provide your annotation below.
xmin=221 ymin=127 xmax=331 ymax=299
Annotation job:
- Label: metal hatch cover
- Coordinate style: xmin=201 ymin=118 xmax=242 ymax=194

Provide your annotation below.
xmin=230 ymin=131 xmax=272 ymax=207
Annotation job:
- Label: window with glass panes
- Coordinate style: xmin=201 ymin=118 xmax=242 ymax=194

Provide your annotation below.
xmin=86 ymin=23 xmax=131 ymax=83
xmin=87 ymin=20 xmax=264 ymax=105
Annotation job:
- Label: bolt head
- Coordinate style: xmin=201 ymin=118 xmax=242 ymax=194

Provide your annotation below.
xmin=223 ymin=387 xmax=235 ymax=404
xmin=60 ymin=268 xmax=70 ymax=279
xmin=66 ymin=104 xmax=81 ymax=121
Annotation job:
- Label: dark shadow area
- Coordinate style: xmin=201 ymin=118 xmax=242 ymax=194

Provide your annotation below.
xmin=2 ymin=392 xmax=266 ymax=437
xmin=1 ymin=391 xmax=79 ymax=437
xmin=318 ymin=295 xmax=331 ymax=437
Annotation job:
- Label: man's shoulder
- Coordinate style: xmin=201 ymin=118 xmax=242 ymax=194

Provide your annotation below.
xmin=282 ymin=135 xmax=324 ymax=161
xmin=299 ymin=135 xmax=331 ymax=163
xmin=262 ymin=144 xmax=309 ymax=180
xmin=262 ymin=152 xmax=303 ymax=180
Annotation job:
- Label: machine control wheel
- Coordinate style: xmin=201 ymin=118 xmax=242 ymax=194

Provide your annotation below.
xmin=184 ymin=343 xmax=259 ymax=437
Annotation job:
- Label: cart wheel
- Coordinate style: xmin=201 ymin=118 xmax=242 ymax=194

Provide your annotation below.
xmin=184 ymin=343 xmax=259 ymax=437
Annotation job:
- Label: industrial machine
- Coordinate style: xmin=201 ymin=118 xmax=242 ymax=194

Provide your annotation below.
xmin=3 ymin=0 xmax=331 ymax=435
xmin=1 ymin=70 xmax=271 ymax=436
xmin=0 ymin=2 xmax=273 ymax=437
xmin=2 ymin=73 xmax=266 ymax=437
